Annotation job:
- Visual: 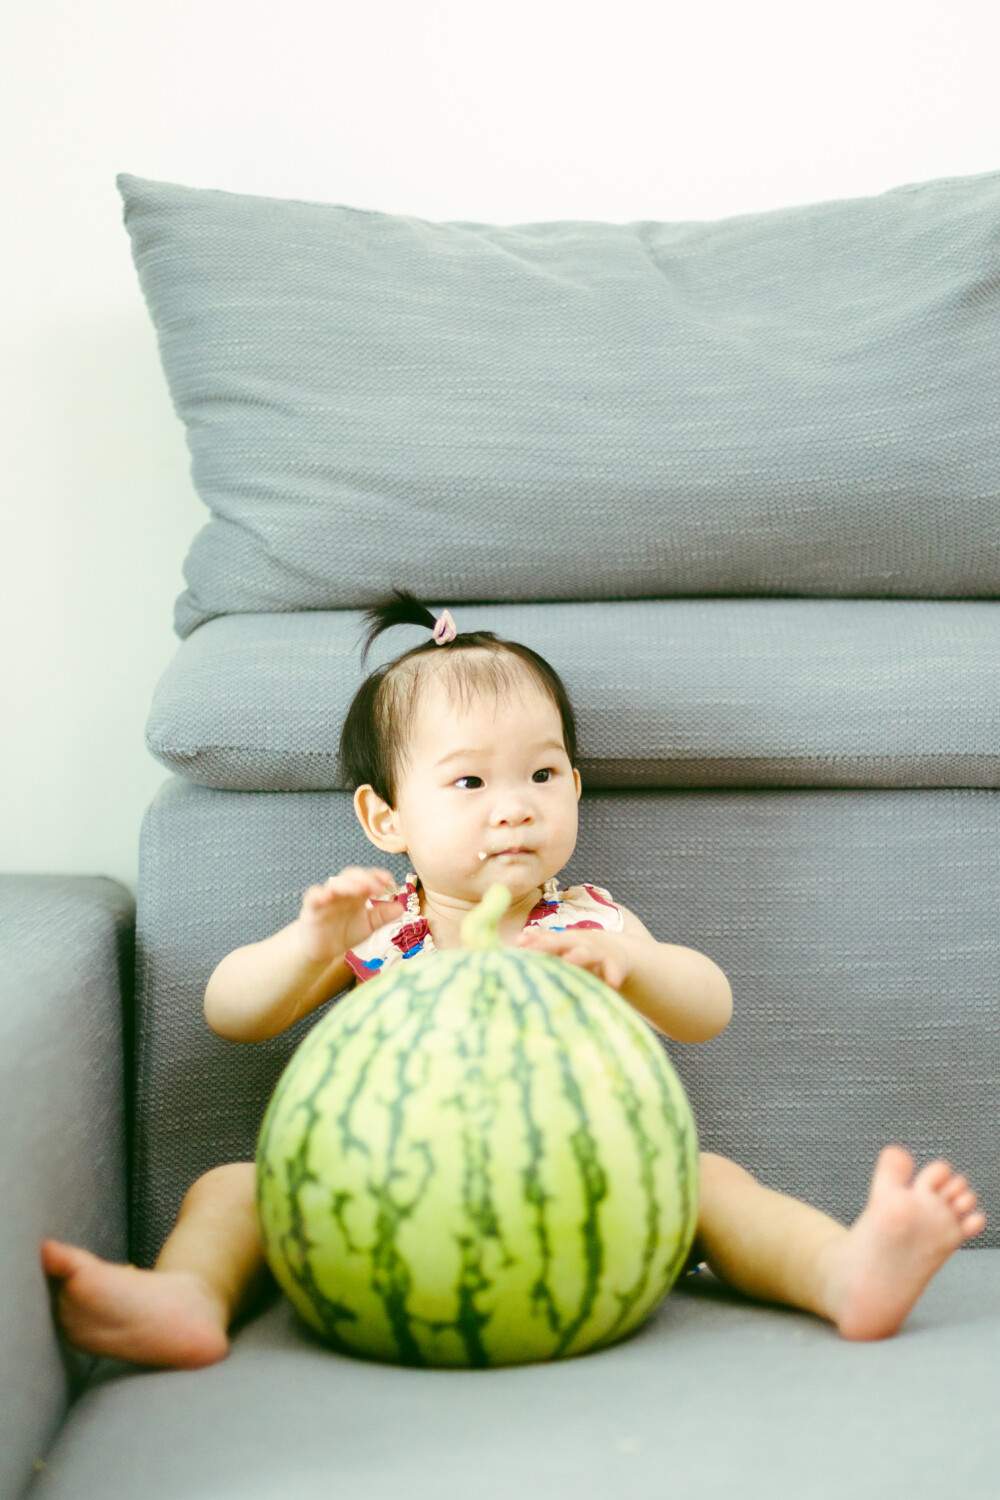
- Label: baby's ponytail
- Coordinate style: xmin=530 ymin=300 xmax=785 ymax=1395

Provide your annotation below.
xmin=357 ymin=588 xmax=444 ymax=670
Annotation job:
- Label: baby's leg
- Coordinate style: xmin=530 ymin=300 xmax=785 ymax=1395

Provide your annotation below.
xmin=694 ymin=1145 xmax=986 ymax=1340
xmin=40 ymin=1162 xmax=268 ymax=1368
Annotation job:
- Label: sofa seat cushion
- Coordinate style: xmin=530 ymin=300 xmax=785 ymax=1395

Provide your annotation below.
xmin=31 ymin=1251 xmax=1000 ymax=1499
xmin=146 ymin=600 xmax=1000 ymax=791
xmin=117 ymin=168 xmax=1000 ymax=639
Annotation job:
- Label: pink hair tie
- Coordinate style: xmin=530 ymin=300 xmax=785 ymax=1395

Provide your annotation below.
xmin=432 ymin=608 xmax=457 ymax=645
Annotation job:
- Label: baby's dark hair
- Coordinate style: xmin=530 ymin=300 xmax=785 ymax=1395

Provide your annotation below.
xmin=338 ymin=588 xmax=578 ymax=809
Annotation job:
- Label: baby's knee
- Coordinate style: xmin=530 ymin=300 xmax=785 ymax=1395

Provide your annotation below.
xmin=698 ymin=1150 xmax=758 ymax=1195
xmin=183 ymin=1161 xmax=256 ymax=1208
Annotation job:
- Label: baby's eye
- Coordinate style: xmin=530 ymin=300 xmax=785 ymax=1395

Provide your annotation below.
xmin=454 ymin=776 xmax=484 ymax=790
xmin=532 ymin=768 xmax=555 ymax=783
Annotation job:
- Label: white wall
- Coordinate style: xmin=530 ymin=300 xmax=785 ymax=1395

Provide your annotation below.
xmin=2 ymin=0 xmax=997 ymax=896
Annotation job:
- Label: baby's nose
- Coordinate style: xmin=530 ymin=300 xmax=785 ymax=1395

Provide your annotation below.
xmin=491 ymin=804 xmax=530 ymax=828
xmin=490 ymin=796 xmax=533 ymax=822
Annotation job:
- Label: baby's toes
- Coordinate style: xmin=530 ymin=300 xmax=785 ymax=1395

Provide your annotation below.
xmin=913 ymin=1158 xmax=952 ymax=1195
xmin=940 ymin=1173 xmax=968 ymax=1205
xmin=960 ymin=1209 xmax=987 ymax=1241
xmin=41 ymin=1239 xmax=94 ymax=1281
xmin=950 ymin=1187 xmax=977 ymax=1216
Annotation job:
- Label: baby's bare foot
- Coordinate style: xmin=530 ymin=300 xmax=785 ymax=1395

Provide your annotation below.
xmin=818 ymin=1145 xmax=987 ymax=1341
xmin=40 ymin=1239 xmax=230 ymax=1368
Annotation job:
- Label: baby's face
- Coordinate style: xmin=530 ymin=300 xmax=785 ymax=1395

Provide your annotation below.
xmin=391 ymin=674 xmax=582 ymax=903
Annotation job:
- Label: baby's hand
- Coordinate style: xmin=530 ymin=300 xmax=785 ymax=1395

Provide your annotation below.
xmin=297 ymin=867 xmax=406 ymax=964
xmin=515 ymin=928 xmax=630 ymax=991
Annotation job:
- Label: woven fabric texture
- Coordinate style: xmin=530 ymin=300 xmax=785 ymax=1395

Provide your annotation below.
xmin=132 ymin=777 xmax=1000 ymax=1268
xmin=0 ymin=875 xmax=133 ymax=1500
xmin=146 ymin=599 xmax=1000 ymax=791
xmin=116 ymin=168 xmax=1000 ymax=640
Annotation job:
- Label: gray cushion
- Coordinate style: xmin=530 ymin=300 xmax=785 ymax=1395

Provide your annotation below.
xmin=145 ymin=599 xmax=1000 ymax=791
xmin=30 ymin=1253 xmax=1000 ymax=1499
xmin=131 ymin=777 xmax=1000 ymax=1269
xmin=0 ymin=876 xmax=133 ymax=1500
xmin=116 ymin=168 xmax=1000 ymax=640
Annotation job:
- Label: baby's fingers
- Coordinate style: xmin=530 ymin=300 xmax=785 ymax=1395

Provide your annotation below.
xmin=309 ymin=868 xmax=396 ymax=904
xmin=516 ymin=928 xmax=562 ymax=950
xmin=517 ymin=929 xmax=623 ymax=988
xmin=367 ymin=894 xmax=407 ymax=928
xmin=517 ymin=929 xmax=587 ymax=955
xmin=563 ymin=944 xmax=622 ymax=987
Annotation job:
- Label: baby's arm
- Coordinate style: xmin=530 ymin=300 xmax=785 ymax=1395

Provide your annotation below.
xmin=614 ymin=919 xmax=733 ymax=1042
xmin=203 ymin=867 xmax=406 ymax=1043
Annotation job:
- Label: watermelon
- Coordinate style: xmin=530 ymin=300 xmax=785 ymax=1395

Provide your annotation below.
xmin=255 ymin=882 xmax=699 ymax=1368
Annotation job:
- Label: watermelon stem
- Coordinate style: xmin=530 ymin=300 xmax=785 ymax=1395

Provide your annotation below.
xmin=460 ymin=883 xmax=512 ymax=949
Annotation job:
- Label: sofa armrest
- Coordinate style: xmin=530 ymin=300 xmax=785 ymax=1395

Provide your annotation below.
xmin=0 ymin=875 xmax=134 ymax=1500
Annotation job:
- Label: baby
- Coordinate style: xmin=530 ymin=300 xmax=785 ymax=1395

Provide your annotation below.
xmin=41 ymin=590 xmax=986 ymax=1368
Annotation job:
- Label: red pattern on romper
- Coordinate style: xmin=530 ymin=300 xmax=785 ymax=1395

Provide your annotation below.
xmin=392 ymin=919 xmax=430 ymax=956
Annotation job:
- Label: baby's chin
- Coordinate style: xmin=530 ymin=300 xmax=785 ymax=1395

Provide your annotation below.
xmin=471 ymin=855 xmax=560 ymax=897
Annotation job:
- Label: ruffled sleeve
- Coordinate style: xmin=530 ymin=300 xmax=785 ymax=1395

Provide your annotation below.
xmin=525 ymin=880 xmax=624 ymax=934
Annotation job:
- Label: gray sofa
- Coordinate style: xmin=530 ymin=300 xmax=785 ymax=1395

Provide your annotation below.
xmin=5 ymin=166 xmax=1000 ymax=1498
